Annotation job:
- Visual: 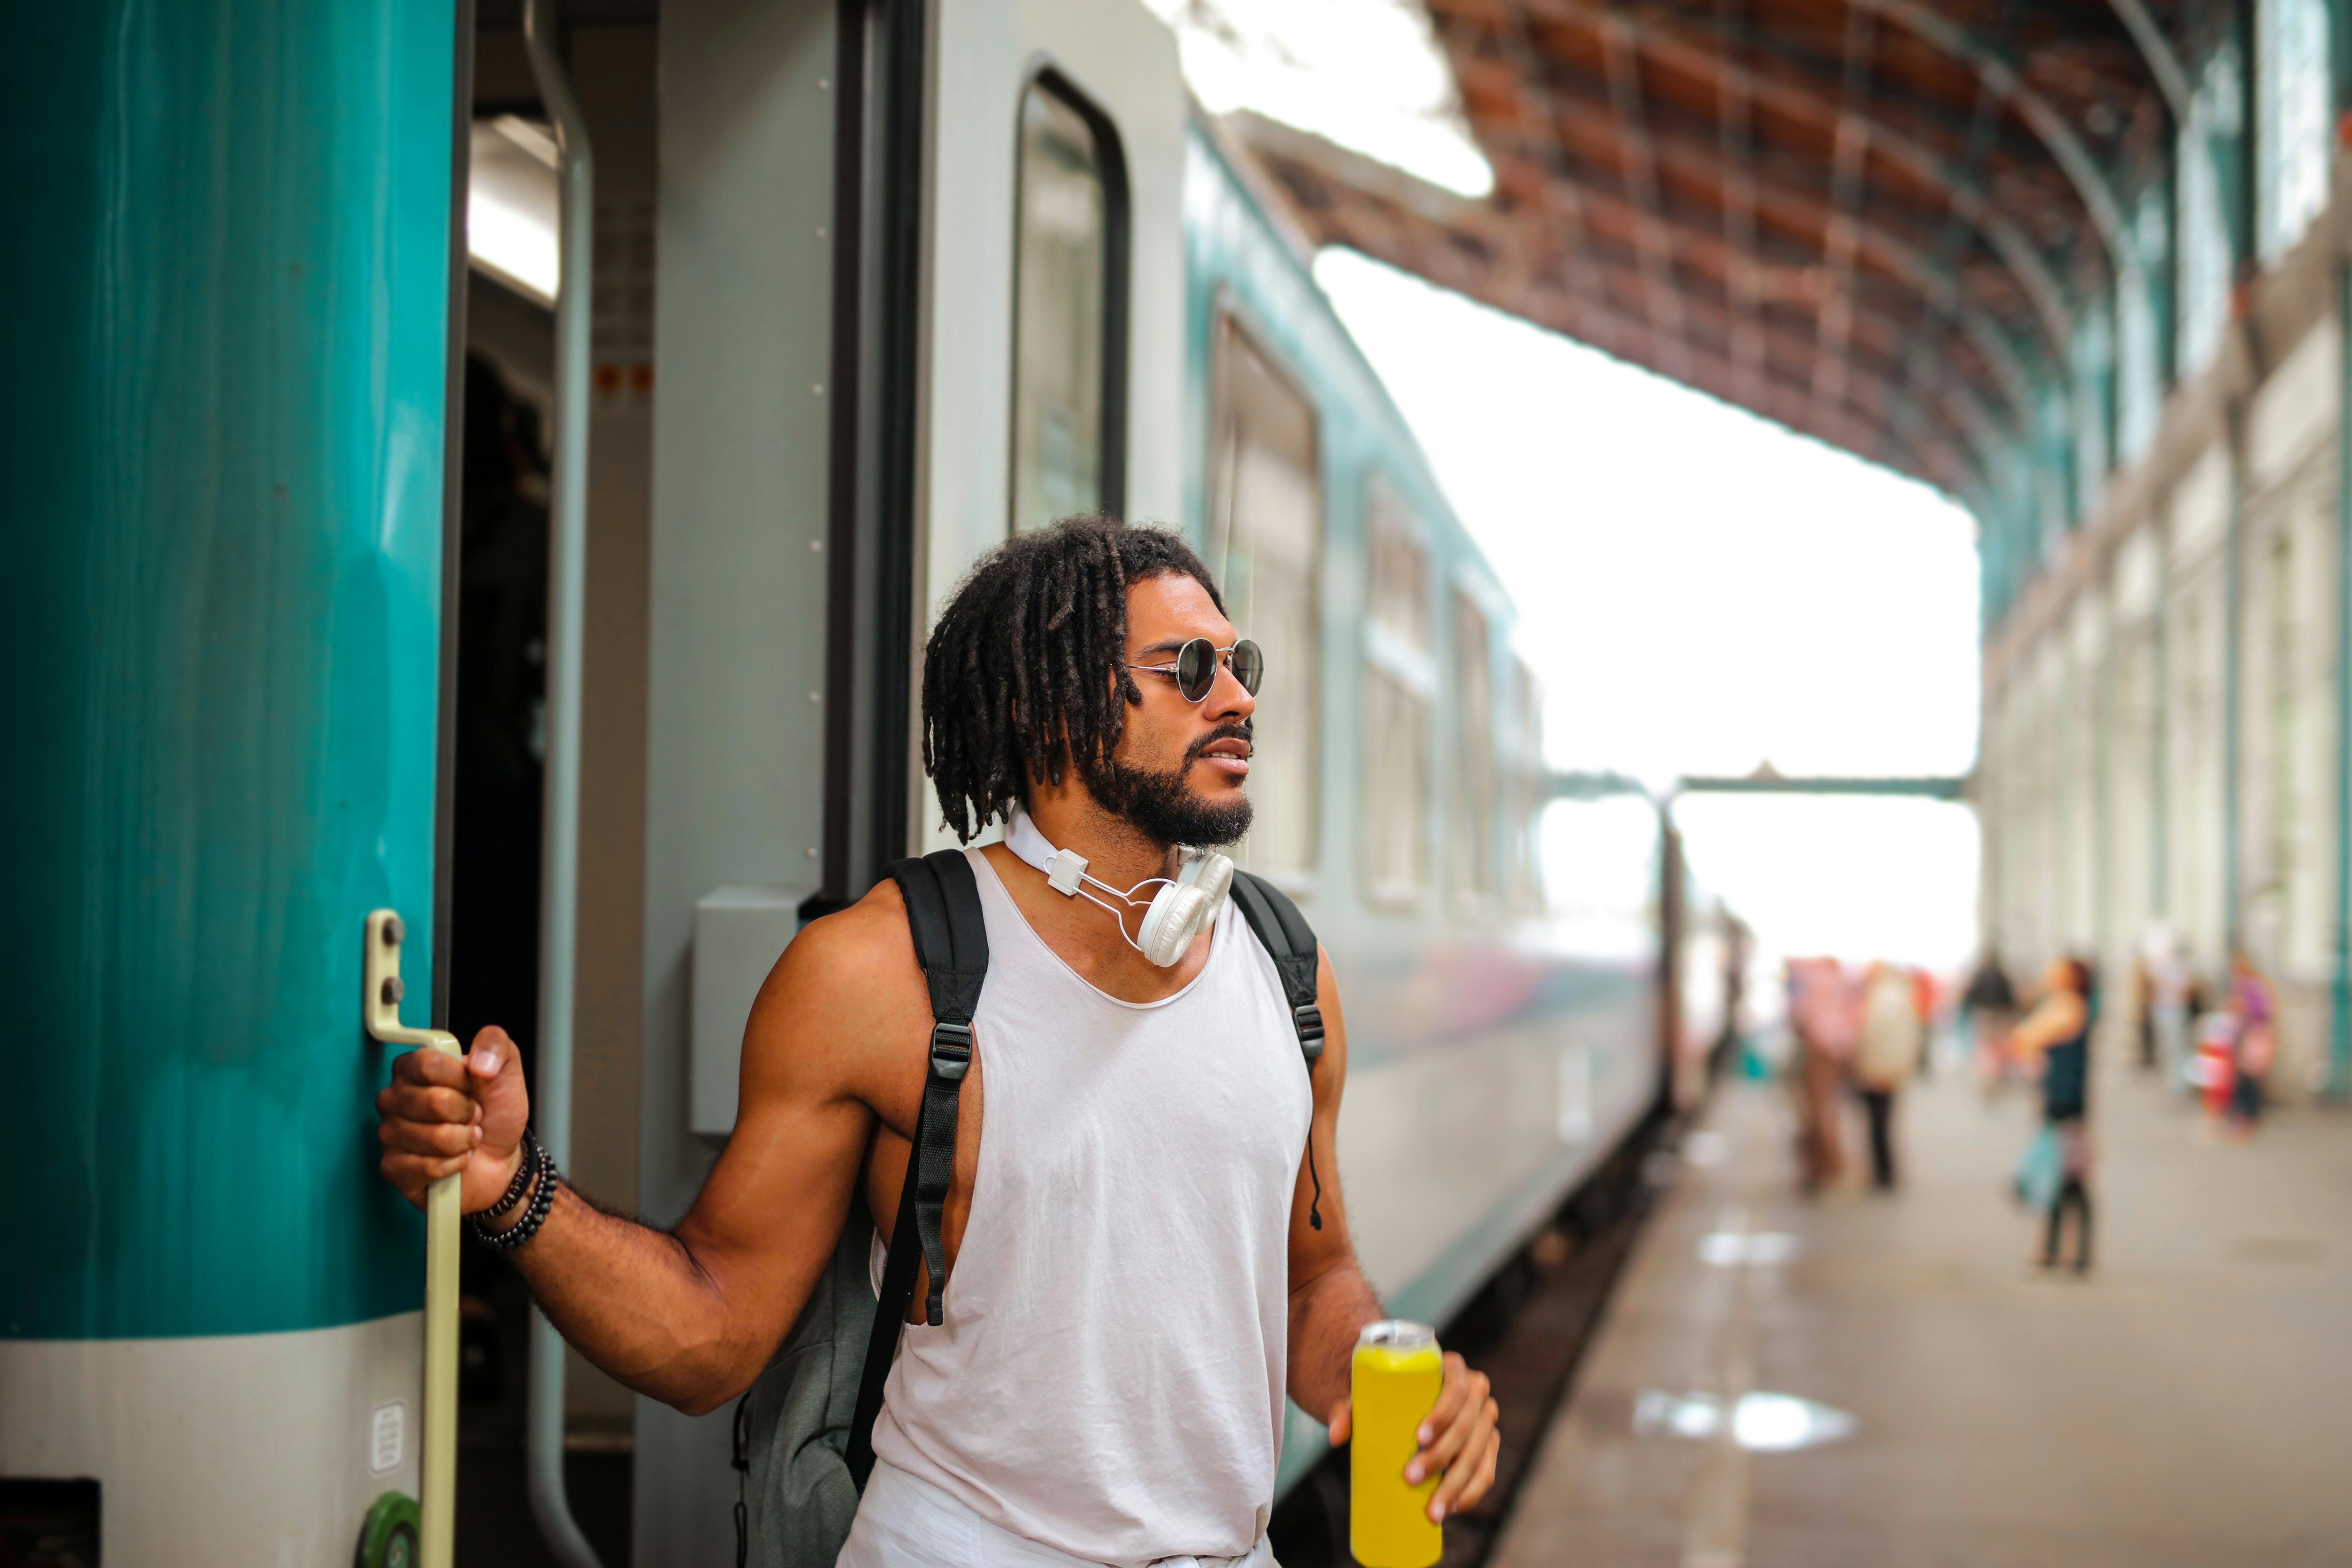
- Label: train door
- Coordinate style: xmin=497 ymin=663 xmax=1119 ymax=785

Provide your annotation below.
xmin=6 ymin=6 xmax=467 ymax=1563
xmin=919 ymin=0 xmax=1189 ymax=761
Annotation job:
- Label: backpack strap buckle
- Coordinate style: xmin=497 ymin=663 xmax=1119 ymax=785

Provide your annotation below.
xmin=1292 ymin=1003 xmax=1325 ymax=1057
xmin=929 ymin=1021 xmax=974 ymax=1080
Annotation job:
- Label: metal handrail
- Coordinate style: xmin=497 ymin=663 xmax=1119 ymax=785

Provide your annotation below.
xmin=521 ymin=1 xmax=602 ymax=1564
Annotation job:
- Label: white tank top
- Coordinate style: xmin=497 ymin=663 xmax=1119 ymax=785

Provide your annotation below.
xmin=868 ymin=847 xmax=1312 ymax=1566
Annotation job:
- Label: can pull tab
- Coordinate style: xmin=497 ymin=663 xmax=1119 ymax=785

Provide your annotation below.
xmin=364 ymin=909 xmax=461 ymax=1568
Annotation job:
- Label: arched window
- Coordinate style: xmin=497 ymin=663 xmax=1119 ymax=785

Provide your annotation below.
xmin=2176 ymin=48 xmax=2238 ymax=377
xmin=2114 ymin=188 xmax=2164 ymax=463
xmin=2258 ymin=0 xmax=2330 ymax=262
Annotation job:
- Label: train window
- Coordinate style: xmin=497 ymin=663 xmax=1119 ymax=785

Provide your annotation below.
xmin=1207 ymin=312 xmax=1322 ymax=877
xmin=1507 ymin=658 xmax=1546 ymax=912
xmin=1450 ymin=588 xmax=1497 ymax=905
xmin=1366 ymin=496 xmax=1433 ymax=652
xmin=1362 ymin=477 xmax=1433 ymax=907
xmin=1010 ymin=74 xmax=1129 ymax=533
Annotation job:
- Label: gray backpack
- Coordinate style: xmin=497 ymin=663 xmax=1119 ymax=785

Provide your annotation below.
xmin=729 ymin=849 xmax=1325 ymax=1567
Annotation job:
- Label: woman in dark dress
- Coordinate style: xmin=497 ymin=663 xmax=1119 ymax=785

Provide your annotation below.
xmin=2014 ymin=958 xmax=2094 ymax=1272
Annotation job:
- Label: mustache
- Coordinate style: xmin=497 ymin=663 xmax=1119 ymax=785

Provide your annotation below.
xmin=1184 ymin=721 xmax=1254 ymax=764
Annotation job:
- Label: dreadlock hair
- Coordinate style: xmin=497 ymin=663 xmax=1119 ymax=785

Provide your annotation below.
xmin=922 ymin=513 xmax=1225 ymax=844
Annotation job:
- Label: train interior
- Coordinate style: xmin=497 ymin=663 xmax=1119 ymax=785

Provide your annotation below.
xmin=444 ymin=12 xmax=646 ymax=1560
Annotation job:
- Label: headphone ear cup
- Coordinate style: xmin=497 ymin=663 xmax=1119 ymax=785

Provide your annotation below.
xmin=1137 ymin=883 xmax=1211 ymax=967
xmin=1187 ymin=851 xmax=1234 ymax=911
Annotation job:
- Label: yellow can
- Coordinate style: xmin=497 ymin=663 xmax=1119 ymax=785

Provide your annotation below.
xmin=1350 ymin=1321 xmax=1444 ymax=1568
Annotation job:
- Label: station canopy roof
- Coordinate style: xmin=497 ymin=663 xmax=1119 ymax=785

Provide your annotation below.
xmin=1224 ymin=0 xmax=2187 ymax=502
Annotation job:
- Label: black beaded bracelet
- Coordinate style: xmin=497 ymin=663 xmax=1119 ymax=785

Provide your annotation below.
xmin=474 ymin=1143 xmax=552 ymax=1252
xmin=471 ymin=1137 xmax=558 ymax=1252
xmin=480 ymin=1130 xmax=541 ymax=1222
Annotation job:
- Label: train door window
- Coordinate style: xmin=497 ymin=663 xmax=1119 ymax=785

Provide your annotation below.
xmin=1207 ymin=311 xmax=1322 ymax=878
xmin=1362 ymin=476 xmax=1434 ymax=907
xmin=1010 ymin=74 xmax=1129 ymax=533
xmin=1450 ymin=587 xmax=1497 ymax=906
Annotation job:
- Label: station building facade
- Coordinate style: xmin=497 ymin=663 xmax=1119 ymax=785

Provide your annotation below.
xmin=1977 ymin=0 xmax=2352 ymax=1101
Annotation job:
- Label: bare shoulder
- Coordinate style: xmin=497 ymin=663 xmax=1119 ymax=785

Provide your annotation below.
xmin=739 ymin=879 xmax=930 ymax=1101
xmin=772 ymin=879 xmax=918 ymax=989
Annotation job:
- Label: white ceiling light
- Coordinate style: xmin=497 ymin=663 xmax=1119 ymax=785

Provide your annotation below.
xmin=468 ymin=116 xmax=560 ymax=307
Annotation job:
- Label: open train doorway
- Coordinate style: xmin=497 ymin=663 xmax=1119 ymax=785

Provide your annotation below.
xmin=443 ymin=7 xmax=649 ymax=1561
xmin=449 ymin=292 xmax=565 ymax=1494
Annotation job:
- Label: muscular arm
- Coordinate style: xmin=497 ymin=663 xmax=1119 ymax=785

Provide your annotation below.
xmin=375 ymin=886 xmax=929 ymax=1416
xmin=1284 ymin=947 xmax=1380 ymax=1420
xmin=1283 ymin=948 xmax=1500 ymax=1522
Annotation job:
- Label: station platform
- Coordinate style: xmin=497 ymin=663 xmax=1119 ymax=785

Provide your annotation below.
xmin=1490 ymin=1048 xmax=2352 ymax=1567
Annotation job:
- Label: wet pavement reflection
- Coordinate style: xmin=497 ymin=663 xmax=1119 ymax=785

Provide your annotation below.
xmin=1488 ymin=1056 xmax=2352 ymax=1567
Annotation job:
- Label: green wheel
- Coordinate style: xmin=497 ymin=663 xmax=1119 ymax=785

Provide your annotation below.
xmin=356 ymin=1491 xmax=422 ymax=1568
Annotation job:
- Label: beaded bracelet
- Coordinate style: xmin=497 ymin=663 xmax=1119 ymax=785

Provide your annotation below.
xmin=479 ymin=1130 xmax=542 ymax=1222
xmin=470 ymin=1136 xmax=559 ymax=1252
xmin=472 ymin=1142 xmax=553 ymax=1252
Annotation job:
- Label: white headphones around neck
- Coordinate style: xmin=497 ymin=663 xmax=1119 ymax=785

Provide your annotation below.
xmin=1005 ymin=810 xmax=1234 ymax=966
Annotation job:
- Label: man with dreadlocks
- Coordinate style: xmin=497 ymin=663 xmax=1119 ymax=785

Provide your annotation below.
xmin=373 ymin=515 xmax=1502 ymax=1565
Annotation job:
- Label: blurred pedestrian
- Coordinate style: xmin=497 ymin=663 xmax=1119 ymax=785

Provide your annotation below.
xmin=1910 ymin=966 xmax=1938 ymax=1078
xmin=1788 ymin=958 xmax=1852 ymax=1192
xmin=2132 ymin=949 xmax=2158 ymax=1071
xmin=1961 ymin=949 xmax=2017 ymax=1096
xmin=2148 ymin=931 xmax=2195 ymax=1090
xmin=2193 ymin=1003 xmax=2237 ymax=1125
xmin=1855 ymin=962 xmax=1923 ymax=1189
xmin=2012 ymin=958 xmax=2095 ymax=1273
xmin=2226 ymin=951 xmax=2277 ymax=1136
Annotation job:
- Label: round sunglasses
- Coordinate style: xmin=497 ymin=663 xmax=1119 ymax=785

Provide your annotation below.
xmin=1126 ymin=637 xmax=1264 ymax=703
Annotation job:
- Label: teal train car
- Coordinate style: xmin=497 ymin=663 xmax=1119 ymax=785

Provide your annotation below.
xmin=4 ymin=0 xmax=1721 ymax=1561
xmin=4 ymin=3 xmax=462 ymax=1563
xmin=1174 ymin=119 xmax=1681 ymax=1497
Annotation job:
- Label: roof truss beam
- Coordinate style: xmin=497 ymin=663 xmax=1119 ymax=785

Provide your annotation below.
xmin=1814 ymin=0 xmax=1877 ymax=414
xmin=1712 ymin=0 xmax=1767 ymax=401
xmin=2105 ymin=0 xmax=2193 ymax=120
xmin=1522 ymin=82 xmax=2040 ymax=421
xmin=1241 ymin=126 xmax=1994 ymax=486
xmin=1598 ymin=12 xmax=1695 ymax=380
xmin=1849 ymin=0 xmax=2135 ymax=273
xmin=1477 ymin=0 xmax=2079 ymax=357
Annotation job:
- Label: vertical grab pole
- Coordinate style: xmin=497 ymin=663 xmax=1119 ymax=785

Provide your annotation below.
xmin=522 ymin=2 xmax=603 ymax=1565
xmin=365 ymin=913 xmax=464 ymax=1568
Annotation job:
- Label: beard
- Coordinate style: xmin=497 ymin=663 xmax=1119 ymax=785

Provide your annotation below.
xmin=1082 ymin=722 xmax=1255 ymax=848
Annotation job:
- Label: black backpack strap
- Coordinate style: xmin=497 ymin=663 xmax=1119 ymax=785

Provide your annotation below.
xmin=1231 ymin=871 xmax=1324 ymax=1058
xmin=1231 ymin=871 xmax=1327 ymax=1229
xmin=891 ymin=849 xmax=986 ymax=1325
xmin=844 ymin=848 xmax=988 ymax=1491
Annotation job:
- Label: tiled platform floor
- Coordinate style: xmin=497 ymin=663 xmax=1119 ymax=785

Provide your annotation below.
xmin=1490 ymin=1046 xmax=2352 ymax=1568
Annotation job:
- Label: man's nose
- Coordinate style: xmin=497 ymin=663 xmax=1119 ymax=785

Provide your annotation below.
xmin=1206 ymin=658 xmax=1255 ymax=721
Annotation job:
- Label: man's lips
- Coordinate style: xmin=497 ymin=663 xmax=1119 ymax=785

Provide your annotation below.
xmin=1194 ymin=736 xmax=1252 ymax=775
